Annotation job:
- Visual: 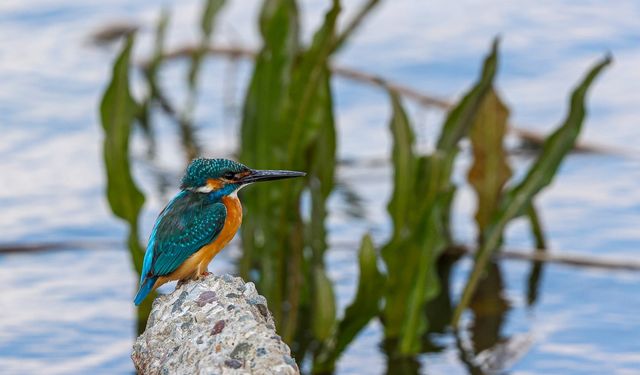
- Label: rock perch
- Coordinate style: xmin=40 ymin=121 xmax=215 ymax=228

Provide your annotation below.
xmin=132 ymin=274 xmax=299 ymax=374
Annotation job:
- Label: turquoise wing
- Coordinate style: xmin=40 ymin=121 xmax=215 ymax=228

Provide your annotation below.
xmin=143 ymin=191 xmax=227 ymax=278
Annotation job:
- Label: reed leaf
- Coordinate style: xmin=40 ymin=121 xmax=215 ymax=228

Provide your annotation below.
xmin=314 ymin=234 xmax=384 ymax=372
xmin=99 ymin=35 xmax=154 ymax=332
xmin=239 ymin=0 xmax=299 ymax=327
xmin=149 ymin=9 xmax=169 ymax=85
xmin=381 ymin=40 xmax=499 ymax=354
xmin=286 ymin=0 xmax=340 ymax=164
xmin=138 ymin=9 xmax=170 ymax=157
xmin=386 ymin=91 xmax=416 ymax=244
xmin=468 ymin=88 xmax=512 ymax=237
xmin=452 ymin=55 xmax=612 ymax=327
xmin=312 ymin=267 xmax=337 ymax=341
xmin=238 ymin=0 xmax=342 ymax=352
xmin=282 ymin=0 xmax=340 ymax=344
xmin=381 ymin=91 xmax=416 ymax=339
xmin=527 ymin=203 xmax=547 ymax=249
xmin=436 ymin=39 xmax=499 ymax=152
xmin=188 ymin=0 xmax=225 ymax=88
xmin=332 ymin=0 xmax=381 ymax=53
xmin=100 ymin=35 xmax=144 ymax=270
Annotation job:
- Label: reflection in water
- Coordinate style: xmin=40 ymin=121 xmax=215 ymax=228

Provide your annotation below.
xmin=382 ymin=257 xmax=515 ymax=375
xmin=425 ymin=252 xmax=461 ymax=336
xmin=526 ymin=259 xmax=546 ymax=307
xmin=452 ymin=262 xmax=510 ymax=375
xmin=469 ymin=262 xmax=510 ymax=355
xmin=382 ymin=339 xmax=422 ymax=375
xmin=2 ymin=0 xmax=640 ymax=374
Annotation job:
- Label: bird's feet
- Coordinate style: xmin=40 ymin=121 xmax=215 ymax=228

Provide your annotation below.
xmin=177 ymin=279 xmax=188 ymax=288
xmin=199 ymin=271 xmax=212 ymax=278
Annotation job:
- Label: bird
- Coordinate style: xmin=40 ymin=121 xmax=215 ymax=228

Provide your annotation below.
xmin=134 ymin=158 xmax=305 ymax=305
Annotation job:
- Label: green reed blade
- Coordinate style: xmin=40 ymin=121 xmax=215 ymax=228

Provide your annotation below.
xmin=99 ymin=35 xmax=155 ymax=333
xmin=314 ymin=234 xmax=384 ymax=372
xmin=452 ymin=55 xmax=612 ymax=327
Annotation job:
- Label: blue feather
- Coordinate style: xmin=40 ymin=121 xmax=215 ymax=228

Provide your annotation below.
xmin=140 ymin=191 xmax=187 ymax=284
xmin=133 ymin=190 xmax=227 ymax=305
xmin=134 ymin=276 xmax=157 ymax=306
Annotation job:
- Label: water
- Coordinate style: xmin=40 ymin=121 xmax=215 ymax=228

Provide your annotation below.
xmin=1 ymin=0 xmax=639 ymax=373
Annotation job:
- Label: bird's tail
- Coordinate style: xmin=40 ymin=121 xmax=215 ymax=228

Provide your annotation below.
xmin=134 ymin=277 xmax=157 ymax=306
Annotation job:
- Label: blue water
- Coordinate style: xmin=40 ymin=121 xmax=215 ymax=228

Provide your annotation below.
xmin=1 ymin=0 xmax=639 ymax=373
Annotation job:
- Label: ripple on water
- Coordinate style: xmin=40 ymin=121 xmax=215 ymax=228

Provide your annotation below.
xmin=1 ymin=0 xmax=640 ymax=374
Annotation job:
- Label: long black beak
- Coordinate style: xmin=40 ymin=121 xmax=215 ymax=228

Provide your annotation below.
xmin=239 ymin=169 xmax=306 ymax=184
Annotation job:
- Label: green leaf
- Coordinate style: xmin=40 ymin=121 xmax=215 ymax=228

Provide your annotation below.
xmin=99 ymin=35 xmax=155 ymax=333
xmin=332 ymin=0 xmax=381 ymax=53
xmin=313 ymin=267 xmax=337 ymax=341
xmin=381 ymin=40 xmax=500 ymax=352
xmin=411 ymin=37 xmax=500 ymax=222
xmin=99 ymin=35 xmax=144 ymax=245
xmin=398 ymin=205 xmax=445 ymax=354
xmin=289 ymin=66 xmax=337 ymax=344
xmin=314 ymin=234 xmax=383 ymax=372
xmin=188 ymin=0 xmax=225 ymax=88
xmin=436 ymin=38 xmax=499 ymax=152
xmin=240 ymin=0 xmax=299 ymax=169
xmin=239 ymin=0 xmax=300 ymax=328
xmin=468 ymin=89 xmax=512 ymax=236
xmin=380 ymin=91 xmax=417 ymax=340
xmin=284 ymin=4 xmax=341 ymax=344
xmin=138 ymin=9 xmax=170 ymax=156
xmin=452 ymin=55 xmax=612 ymax=327
xmin=286 ymin=0 xmax=340 ymax=163
xmin=179 ymin=0 xmax=225 ymax=161
xmin=526 ymin=202 xmax=547 ymax=249
xmin=336 ymin=234 xmax=383 ymax=351
xmin=307 ymin=70 xmax=336 ymax=260
xmin=386 ymin=91 xmax=416 ymax=244
xmin=201 ymin=0 xmax=225 ymax=37
xmin=149 ymin=9 xmax=169 ymax=79
xmin=239 ymin=1 xmax=342 ymax=348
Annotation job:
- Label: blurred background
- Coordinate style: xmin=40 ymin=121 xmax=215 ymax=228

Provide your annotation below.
xmin=1 ymin=0 xmax=639 ymax=374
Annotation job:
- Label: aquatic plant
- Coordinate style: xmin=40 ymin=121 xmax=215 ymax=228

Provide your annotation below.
xmin=99 ymin=35 xmax=154 ymax=333
xmin=377 ymin=49 xmax=610 ymax=358
xmin=237 ymin=0 xmax=384 ymax=367
xmin=379 ymin=40 xmax=499 ymax=355
xmin=98 ymin=0 xmax=610 ymax=371
xmin=452 ymin=56 xmax=612 ymax=326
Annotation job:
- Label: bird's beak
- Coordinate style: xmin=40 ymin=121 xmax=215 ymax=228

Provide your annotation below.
xmin=239 ymin=169 xmax=306 ymax=184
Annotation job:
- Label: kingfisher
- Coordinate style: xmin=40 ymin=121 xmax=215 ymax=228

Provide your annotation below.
xmin=134 ymin=158 xmax=305 ymax=305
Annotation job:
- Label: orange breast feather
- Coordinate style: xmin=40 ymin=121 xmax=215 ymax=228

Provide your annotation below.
xmin=154 ymin=194 xmax=242 ymax=289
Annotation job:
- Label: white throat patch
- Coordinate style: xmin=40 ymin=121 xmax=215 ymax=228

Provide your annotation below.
xmin=189 ymin=183 xmax=249 ymax=196
xmin=229 ymin=183 xmax=251 ymax=198
xmin=191 ymin=185 xmax=214 ymax=193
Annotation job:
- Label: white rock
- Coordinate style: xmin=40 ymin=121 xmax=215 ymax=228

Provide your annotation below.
xmin=132 ymin=274 xmax=299 ymax=375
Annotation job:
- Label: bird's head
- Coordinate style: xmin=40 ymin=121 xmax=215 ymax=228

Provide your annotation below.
xmin=180 ymin=158 xmax=305 ymax=198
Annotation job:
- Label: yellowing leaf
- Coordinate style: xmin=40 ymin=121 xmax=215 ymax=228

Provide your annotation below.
xmin=468 ymin=89 xmax=512 ymax=235
xmin=453 ymin=55 xmax=612 ymax=328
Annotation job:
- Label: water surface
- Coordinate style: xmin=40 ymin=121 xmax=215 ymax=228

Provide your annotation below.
xmin=1 ymin=1 xmax=639 ymax=373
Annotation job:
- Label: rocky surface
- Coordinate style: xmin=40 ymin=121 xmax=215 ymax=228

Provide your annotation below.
xmin=132 ymin=274 xmax=299 ymax=375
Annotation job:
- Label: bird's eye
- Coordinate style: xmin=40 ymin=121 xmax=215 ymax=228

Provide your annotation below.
xmin=223 ymin=171 xmax=235 ymax=180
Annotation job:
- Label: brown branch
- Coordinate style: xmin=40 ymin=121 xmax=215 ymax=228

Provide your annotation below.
xmin=4 ymin=239 xmax=640 ymax=271
xmin=138 ymin=44 xmax=625 ymax=155
xmin=0 ymin=240 xmax=121 ymax=254
xmin=329 ymin=241 xmax=640 ymax=271
xmin=448 ymin=245 xmax=640 ymax=271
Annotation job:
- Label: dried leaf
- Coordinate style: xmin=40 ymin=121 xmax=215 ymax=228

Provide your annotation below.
xmin=468 ymin=89 xmax=512 ymax=235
